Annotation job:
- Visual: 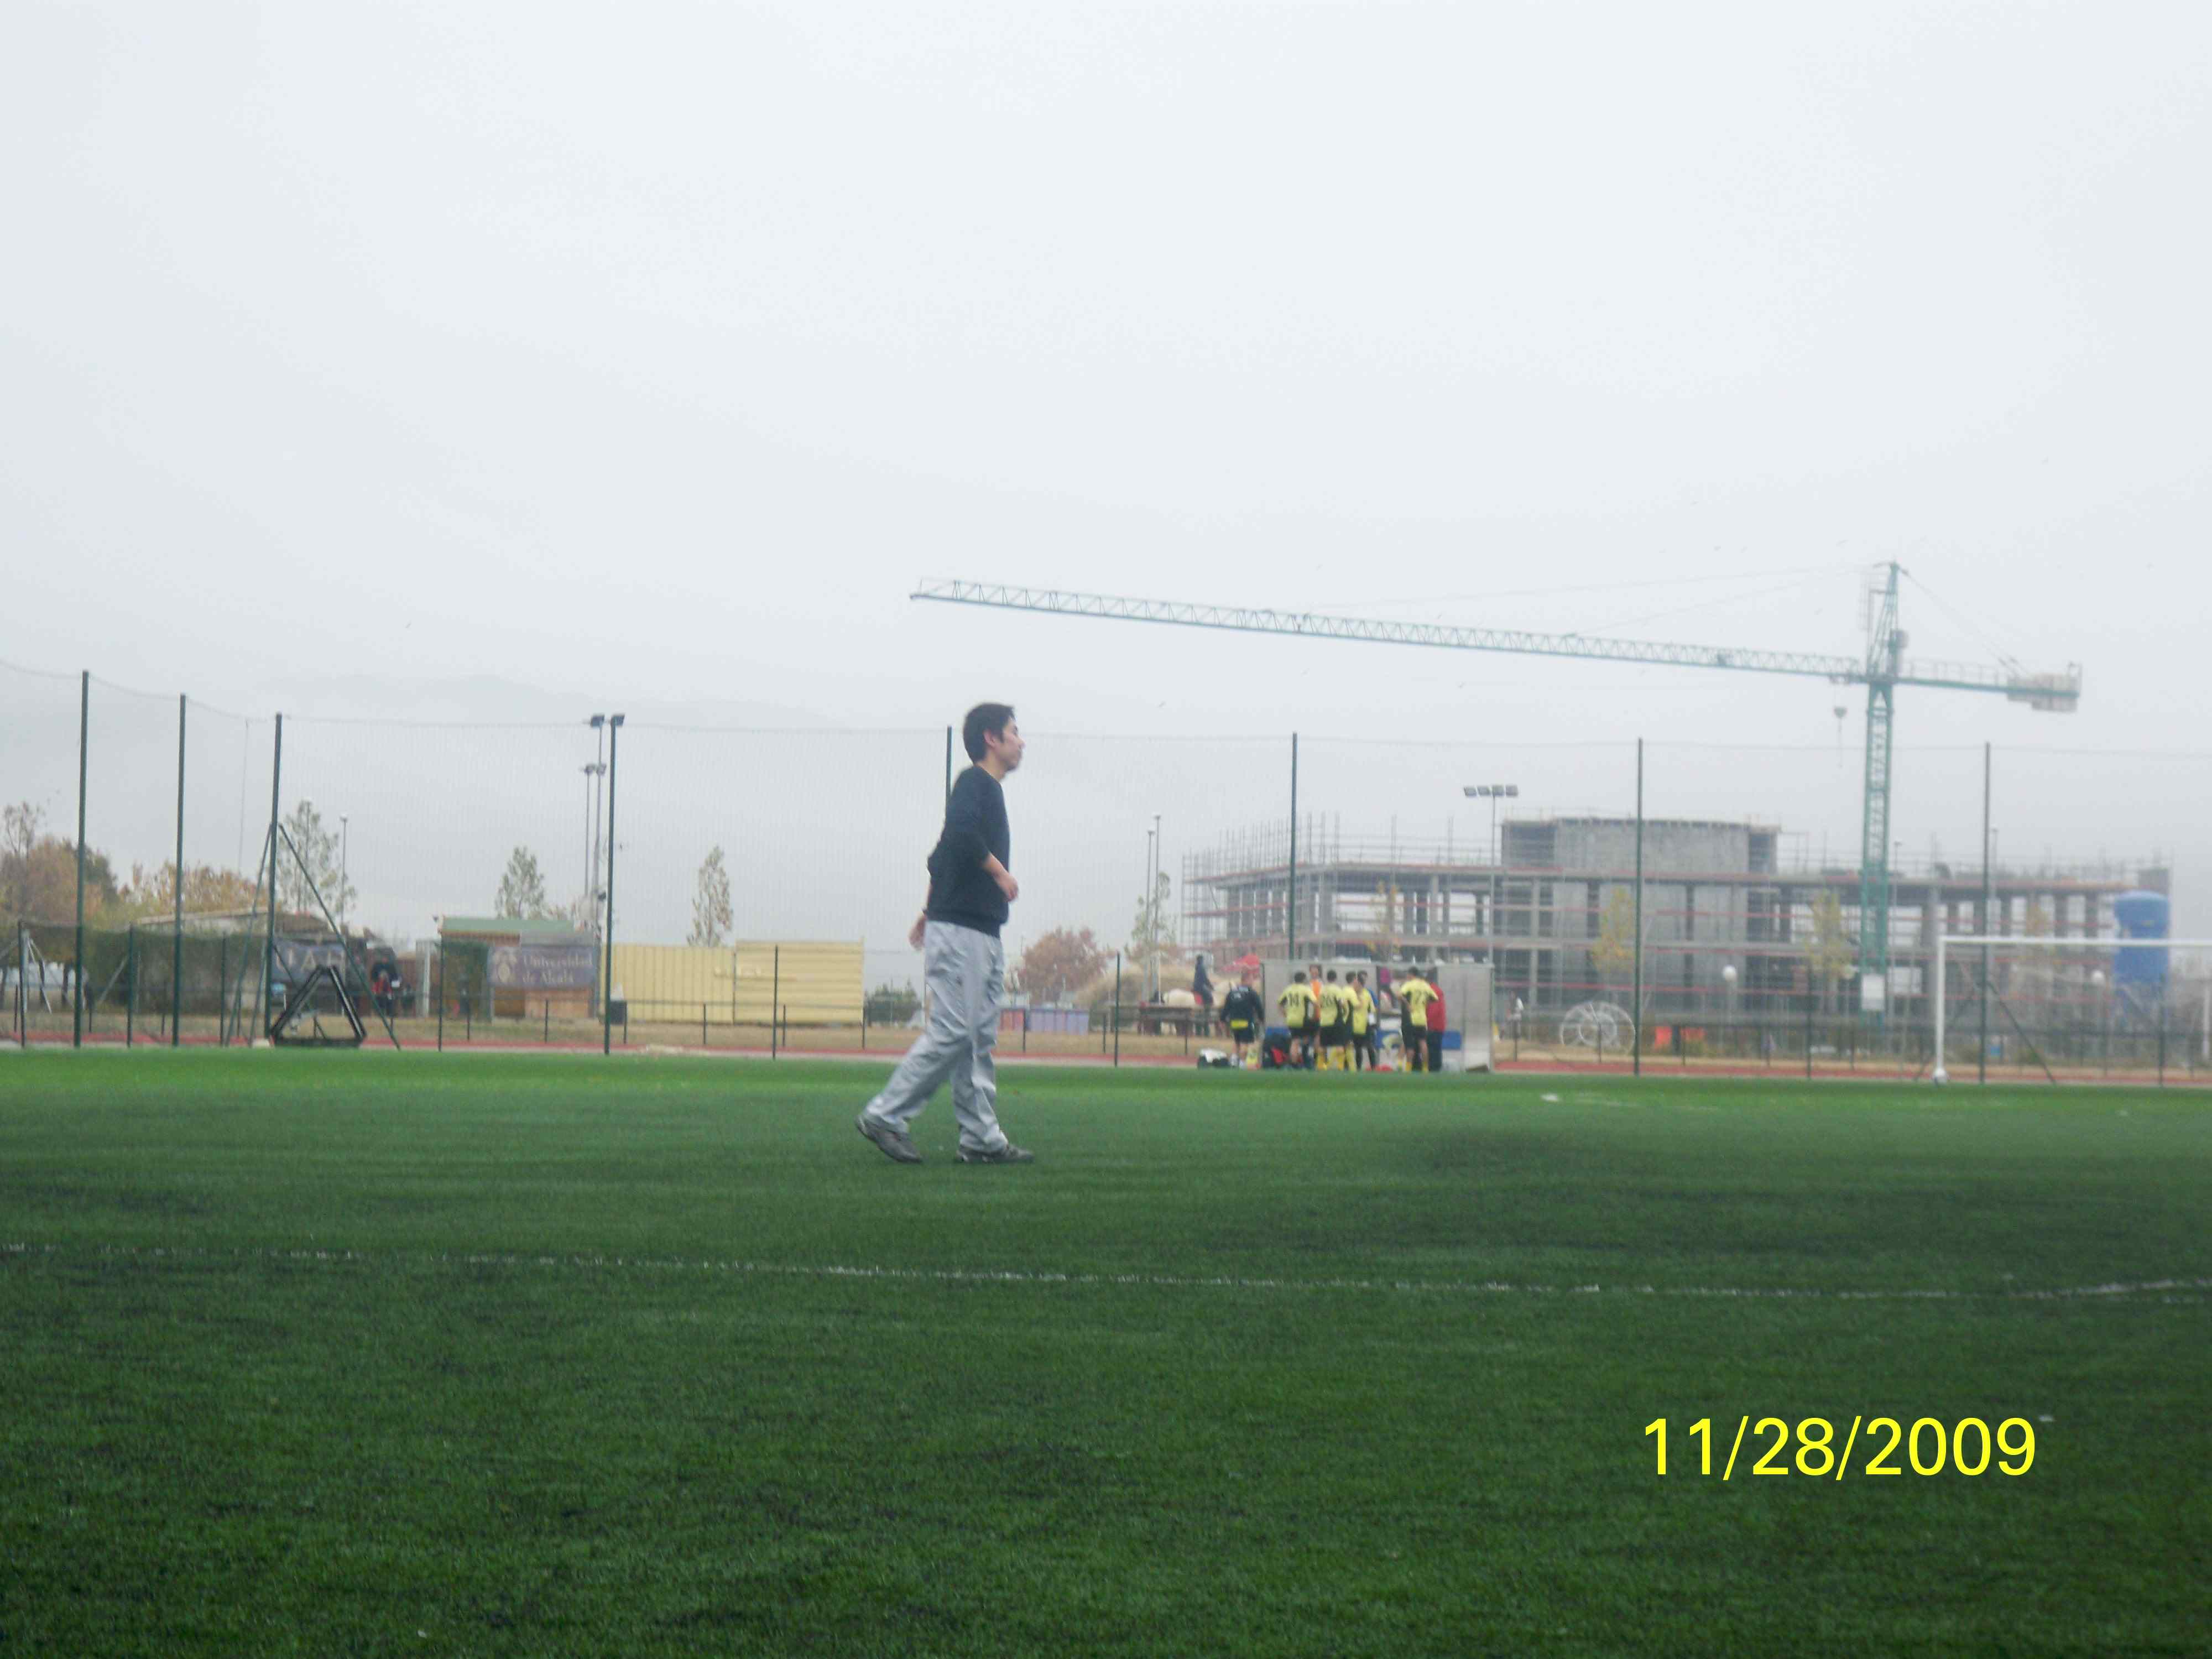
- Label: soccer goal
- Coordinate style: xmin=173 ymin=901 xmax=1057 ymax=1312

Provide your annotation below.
xmin=1929 ymin=933 xmax=2210 ymax=1084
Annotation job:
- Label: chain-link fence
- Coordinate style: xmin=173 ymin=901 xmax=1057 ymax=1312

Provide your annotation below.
xmin=7 ymin=656 xmax=2206 ymax=1081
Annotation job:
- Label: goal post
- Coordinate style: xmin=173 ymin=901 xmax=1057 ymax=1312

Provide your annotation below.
xmin=1929 ymin=933 xmax=2209 ymax=1084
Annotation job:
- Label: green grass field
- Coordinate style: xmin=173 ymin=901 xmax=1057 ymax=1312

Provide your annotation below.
xmin=2 ymin=1051 xmax=2205 ymax=1657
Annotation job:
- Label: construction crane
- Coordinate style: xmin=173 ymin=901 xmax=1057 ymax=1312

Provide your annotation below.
xmin=912 ymin=564 xmax=2082 ymax=1000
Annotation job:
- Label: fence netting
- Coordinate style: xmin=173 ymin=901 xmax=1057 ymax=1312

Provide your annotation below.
xmin=6 ymin=664 xmax=2203 ymax=1081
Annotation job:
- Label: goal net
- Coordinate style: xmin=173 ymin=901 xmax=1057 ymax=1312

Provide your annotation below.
xmin=1931 ymin=933 xmax=2209 ymax=1084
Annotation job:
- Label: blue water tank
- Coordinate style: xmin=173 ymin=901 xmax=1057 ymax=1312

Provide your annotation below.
xmin=2110 ymin=890 xmax=2169 ymax=988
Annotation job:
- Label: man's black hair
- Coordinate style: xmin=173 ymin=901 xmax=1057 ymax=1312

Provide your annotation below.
xmin=962 ymin=702 xmax=1016 ymax=763
xmin=1326 ymin=970 xmax=1338 ymax=982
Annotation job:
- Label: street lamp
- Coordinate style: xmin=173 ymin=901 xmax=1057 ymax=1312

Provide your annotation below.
xmin=1722 ymin=962 xmax=1738 ymax=1041
xmin=338 ymin=814 xmax=349 ymax=938
xmin=1462 ymin=784 xmax=1519 ymax=962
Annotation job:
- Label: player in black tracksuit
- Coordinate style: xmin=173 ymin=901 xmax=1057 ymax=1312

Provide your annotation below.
xmin=1220 ymin=976 xmax=1264 ymax=1067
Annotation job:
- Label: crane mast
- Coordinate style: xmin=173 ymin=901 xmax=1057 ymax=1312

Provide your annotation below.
xmin=914 ymin=568 xmax=2080 ymax=1005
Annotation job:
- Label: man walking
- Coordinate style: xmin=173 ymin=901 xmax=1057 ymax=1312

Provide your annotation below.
xmin=855 ymin=704 xmax=1034 ymax=1165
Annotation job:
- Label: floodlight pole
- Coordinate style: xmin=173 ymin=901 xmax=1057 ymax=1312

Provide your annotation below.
xmin=262 ymin=714 xmax=283 ymax=1041
xmin=601 ymin=714 xmax=624 ymax=1056
xmin=1287 ymin=734 xmax=1298 ymax=961
xmin=1978 ymin=742 xmax=1992 ymax=1085
xmin=588 ymin=714 xmax=607 ymax=941
xmin=1632 ymin=739 xmax=1644 ymax=1078
xmin=72 ymin=671 xmax=87 ymax=1048
xmin=173 ymin=695 xmax=186 ymax=1047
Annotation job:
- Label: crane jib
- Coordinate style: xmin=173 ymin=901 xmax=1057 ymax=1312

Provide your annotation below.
xmin=912 ymin=580 xmax=2079 ymax=705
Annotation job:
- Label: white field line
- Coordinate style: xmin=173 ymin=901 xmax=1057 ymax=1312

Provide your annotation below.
xmin=2 ymin=1241 xmax=2204 ymax=1303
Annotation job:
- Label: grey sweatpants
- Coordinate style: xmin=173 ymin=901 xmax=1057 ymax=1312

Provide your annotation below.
xmin=862 ymin=920 xmax=1009 ymax=1152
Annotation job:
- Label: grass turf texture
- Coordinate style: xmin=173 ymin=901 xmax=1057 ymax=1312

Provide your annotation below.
xmin=1 ymin=1054 xmax=2205 ymax=1658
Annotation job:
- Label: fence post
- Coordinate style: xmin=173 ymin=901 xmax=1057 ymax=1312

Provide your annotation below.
xmin=436 ymin=950 xmax=445 ymax=1052
xmin=73 ymin=671 xmax=88 ymax=1048
xmin=701 ymin=1001 xmax=707 ymax=1050
xmin=602 ymin=714 xmax=622 ymax=1057
xmin=1287 ymin=733 xmax=1299 ymax=962
xmin=2158 ymin=999 xmax=2167 ymax=1087
xmin=127 ymin=924 xmax=138 ymax=1045
xmin=258 ymin=713 xmax=282 ymax=1044
xmin=771 ymin=946 xmax=780 ymax=1058
xmin=1631 ymin=737 xmax=1643 ymax=1078
xmin=1805 ymin=999 xmax=1813 ymax=1079
xmin=1978 ymin=742 xmax=1992 ymax=1086
xmin=1022 ymin=1006 xmax=1029 ymax=1053
xmin=546 ymin=999 xmax=552 ymax=1045
xmin=1113 ymin=952 xmax=1121 ymax=1067
xmin=173 ymin=693 xmax=186 ymax=1047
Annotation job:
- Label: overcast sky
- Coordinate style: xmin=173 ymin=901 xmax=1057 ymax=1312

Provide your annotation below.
xmin=5 ymin=2 xmax=2208 ymax=957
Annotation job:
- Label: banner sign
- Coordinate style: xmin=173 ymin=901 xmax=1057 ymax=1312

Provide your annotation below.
xmin=490 ymin=943 xmax=599 ymax=991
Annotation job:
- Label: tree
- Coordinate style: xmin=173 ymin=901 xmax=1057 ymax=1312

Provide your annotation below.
xmin=118 ymin=862 xmax=264 ymax=919
xmin=1014 ymin=925 xmax=1108 ymax=1005
xmin=277 ymin=800 xmax=353 ymax=921
xmin=1592 ymin=887 xmax=1638 ymax=985
xmin=494 ymin=846 xmax=552 ymax=920
xmin=1128 ymin=872 xmax=1181 ymax=973
xmin=1806 ymin=890 xmax=1854 ymax=1011
xmin=688 ymin=846 xmax=733 ymax=947
xmin=2 ymin=802 xmax=44 ymax=917
xmin=1 ymin=802 xmax=124 ymax=923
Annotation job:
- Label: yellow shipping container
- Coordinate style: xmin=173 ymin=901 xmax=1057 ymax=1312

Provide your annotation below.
xmin=609 ymin=941 xmax=863 ymax=1025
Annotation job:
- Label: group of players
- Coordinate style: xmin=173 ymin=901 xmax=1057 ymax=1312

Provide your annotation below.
xmin=1216 ymin=964 xmax=1447 ymax=1072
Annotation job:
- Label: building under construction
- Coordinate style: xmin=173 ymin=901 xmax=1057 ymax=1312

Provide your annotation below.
xmin=1181 ymin=815 xmax=2168 ymax=1023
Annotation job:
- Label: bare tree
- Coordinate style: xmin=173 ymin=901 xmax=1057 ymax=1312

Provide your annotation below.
xmin=495 ymin=846 xmax=551 ymax=920
xmin=279 ymin=801 xmax=354 ymax=920
xmin=688 ymin=847 xmax=733 ymax=947
xmin=1806 ymin=890 xmax=1854 ymax=1012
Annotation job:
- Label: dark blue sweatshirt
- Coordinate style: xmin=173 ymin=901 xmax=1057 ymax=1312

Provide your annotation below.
xmin=925 ymin=765 xmax=1011 ymax=936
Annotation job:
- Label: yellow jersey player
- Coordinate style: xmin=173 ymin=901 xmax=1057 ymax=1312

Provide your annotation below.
xmin=1350 ymin=972 xmax=1376 ymax=1070
xmin=1277 ymin=974 xmax=1314 ymax=1068
xmin=1396 ymin=968 xmax=1436 ymax=1072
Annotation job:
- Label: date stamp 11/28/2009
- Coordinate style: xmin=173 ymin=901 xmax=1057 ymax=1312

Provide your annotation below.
xmin=1644 ymin=1416 xmax=2038 ymax=1479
